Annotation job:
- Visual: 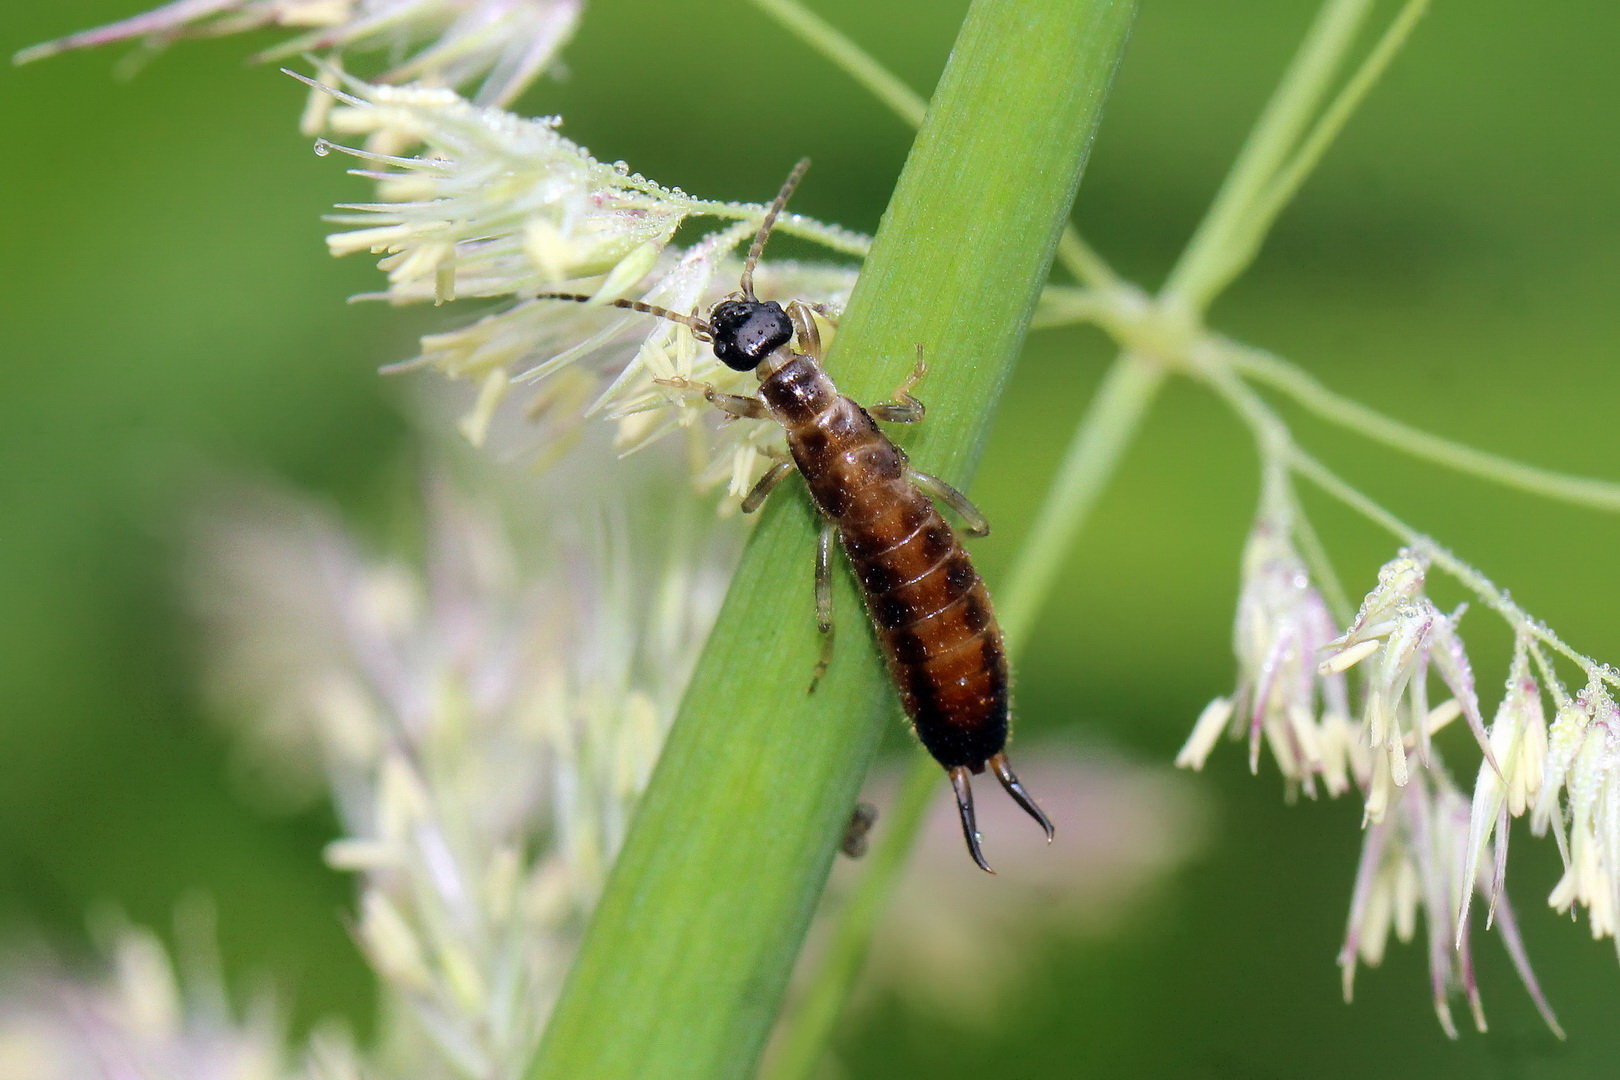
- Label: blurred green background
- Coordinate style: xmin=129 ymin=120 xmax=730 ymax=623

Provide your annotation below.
xmin=3 ymin=0 xmax=1619 ymax=1075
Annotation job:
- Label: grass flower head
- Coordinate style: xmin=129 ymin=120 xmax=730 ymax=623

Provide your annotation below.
xmin=191 ymin=441 xmax=743 ymax=1075
xmin=312 ymin=76 xmax=868 ymax=499
xmin=16 ymin=0 xmax=583 ymax=110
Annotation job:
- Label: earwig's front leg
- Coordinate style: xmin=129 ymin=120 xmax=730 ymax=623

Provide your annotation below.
xmin=705 ymin=387 xmax=770 ymax=421
xmin=809 ymin=522 xmax=837 ymax=693
xmin=741 ymin=460 xmax=795 ymax=514
xmin=908 ymin=468 xmax=990 ymax=538
xmin=785 ymin=299 xmax=823 ymax=357
xmin=868 ymin=344 xmax=928 ymax=424
xmin=805 ymin=301 xmax=841 ymax=327
xmin=654 ymin=377 xmax=769 ymax=420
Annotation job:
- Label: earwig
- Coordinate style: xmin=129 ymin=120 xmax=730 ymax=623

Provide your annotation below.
xmin=539 ymin=159 xmax=1052 ymax=872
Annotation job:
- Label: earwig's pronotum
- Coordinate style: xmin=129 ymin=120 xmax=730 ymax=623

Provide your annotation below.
xmin=539 ymin=160 xmax=1051 ymax=871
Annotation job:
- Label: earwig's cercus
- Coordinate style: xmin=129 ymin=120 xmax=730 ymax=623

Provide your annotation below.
xmin=538 ymin=159 xmax=1052 ymax=872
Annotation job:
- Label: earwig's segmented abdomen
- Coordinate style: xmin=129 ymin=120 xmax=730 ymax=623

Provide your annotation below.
xmin=762 ymin=355 xmax=1011 ymax=772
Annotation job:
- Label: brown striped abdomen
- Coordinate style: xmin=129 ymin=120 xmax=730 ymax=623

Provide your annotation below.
xmin=760 ymin=355 xmax=1010 ymax=771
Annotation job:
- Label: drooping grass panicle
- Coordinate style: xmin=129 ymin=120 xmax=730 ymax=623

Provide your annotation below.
xmin=1175 ymin=496 xmax=1357 ymax=800
xmin=1338 ymin=764 xmax=1562 ymax=1039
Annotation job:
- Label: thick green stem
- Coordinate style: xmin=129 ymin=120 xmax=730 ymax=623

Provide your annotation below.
xmin=759 ymin=747 xmax=937 ymax=1080
xmin=526 ymin=3 xmax=1136 ymax=1078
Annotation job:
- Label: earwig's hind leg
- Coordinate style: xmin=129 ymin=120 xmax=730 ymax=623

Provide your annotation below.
xmin=840 ymin=801 xmax=878 ymax=858
xmin=868 ymin=343 xmax=928 ymax=424
xmin=867 ymin=402 xmax=924 ymax=423
xmin=907 ymin=468 xmax=990 ymax=538
xmin=808 ymin=523 xmax=837 ymax=693
xmin=742 ymin=460 xmax=795 ymax=514
xmin=785 ymin=300 xmax=823 ymax=357
xmin=949 ymin=766 xmax=994 ymax=873
xmin=990 ymin=752 xmax=1055 ymax=841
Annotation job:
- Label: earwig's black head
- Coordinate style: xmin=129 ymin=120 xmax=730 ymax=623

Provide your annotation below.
xmin=708 ymin=299 xmax=793 ymax=371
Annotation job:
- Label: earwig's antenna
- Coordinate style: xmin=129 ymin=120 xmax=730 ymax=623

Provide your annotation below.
xmin=949 ymin=766 xmax=994 ymax=874
xmin=535 ymin=292 xmax=714 ymax=340
xmin=739 ymin=157 xmax=811 ymax=302
xmin=990 ymin=753 xmax=1054 ymax=841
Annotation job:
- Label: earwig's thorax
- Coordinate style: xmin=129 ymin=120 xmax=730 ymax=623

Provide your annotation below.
xmin=708 ymin=298 xmax=794 ymax=371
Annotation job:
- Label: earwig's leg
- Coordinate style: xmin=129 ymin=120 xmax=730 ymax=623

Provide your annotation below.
xmin=868 ymin=344 xmax=928 ymax=424
xmin=839 ymin=802 xmax=878 ymax=858
xmin=907 ymin=468 xmax=990 ymax=538
xmin=785 ymin=299 xmax=823 ymax=357
xmin=704 ymin=387 xmax=770 ymax=421
xmin=657 ymin=377 xmax=772 ymax=421
xmin=867 ymin=401 xmax=924 ymax=423
xmin=742 ymin=460 xmax=795 ymax=514
xmin=806 ymin=301 xmax=841 ymax=327
xmin=990 ymin=752 xmax=1054 ymax=841
xmin=949 ymin=766 xmax=994 ymax=874
xmin=808 ymin=523 xmax=837 ymax=693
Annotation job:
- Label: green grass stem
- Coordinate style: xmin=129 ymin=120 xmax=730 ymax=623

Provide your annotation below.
xmin=1162 ymin=0 xmax=1375 ymax=311
xmin=1224 ymin=341 xmax=1620 ymax=512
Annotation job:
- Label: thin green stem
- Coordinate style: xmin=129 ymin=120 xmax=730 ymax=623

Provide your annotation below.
xmin=1208 ymin=0 xmax=1430 ymax=300
xmin=1527 ymin=640 xmax=1573 ymax=710
xmin=1289 ymin=486 xmax=1354 ymax=625
xmin=749 ymin=0 xmax=926 ymax=127
xmin=749 ymin=0 xmax=1126 ymax=296
xmin=1030 ymin=285 xmax=1116 ymax=330
xmin=1224 ymin=342 xmax=1620 ymax=512
xmin=1293 ymin=450 xmax=1617 ymax=691
xmin=1162 ymin=0 xmax=1374 ymax=310
xmin=694 ymin=201 xmax=872 ymax=258
xmin=1023 ymin=286 xmax=1620 ymax=516
xmin=1055 ymin=227 xmax=1128 ymax=295
xmin=1292 ymin=451 xmax=1582 ymax=674
xmin=999 ymin=352 xmax=1167 ymax=645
